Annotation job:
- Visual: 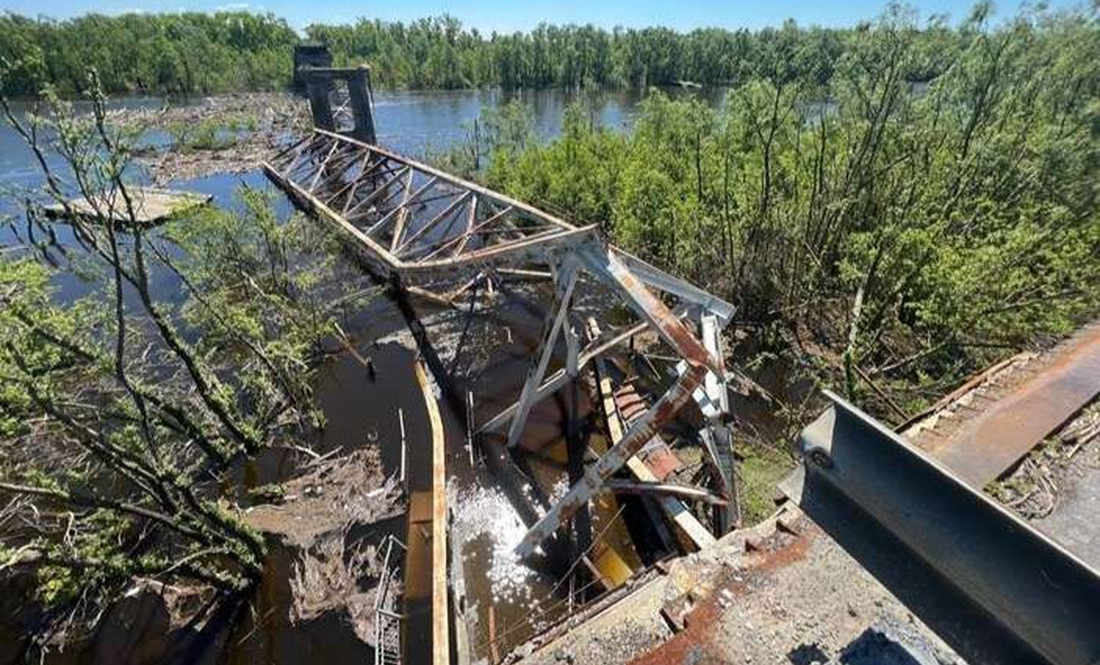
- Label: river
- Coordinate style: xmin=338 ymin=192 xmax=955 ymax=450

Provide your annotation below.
xmin=0 ymin=85 xmax=728 ymax=186
xmin=0 ymin=84 xmax=794 ymax=664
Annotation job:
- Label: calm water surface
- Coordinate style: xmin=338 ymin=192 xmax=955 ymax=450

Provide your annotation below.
xmin=0 ymin=86 xmax=728 ymax=187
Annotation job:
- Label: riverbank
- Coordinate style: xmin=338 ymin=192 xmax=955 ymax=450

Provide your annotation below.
xmin=5 ymin=53 xmax=1098 ymax=662
xmin=110 ymin=93 xmax=310 ymax=185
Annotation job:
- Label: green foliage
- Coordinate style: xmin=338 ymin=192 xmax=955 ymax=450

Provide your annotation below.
xmin=0 ymin=5 xmax=999 ymax=96
xmin=247 ymin=483 xmax=286 ymax=505
xmin=165 ymin=114 xmax=256 ymax=151
xmin=36 ymin=511 xmax=131 ymax=605
xmin=0 ymin=11 xmax=297 ymax=96
xmin=164 ymin=188 xmax=341 ymax=430
xmin=0 ymin=80 xmax=383 ymax=641
xmin=304 ymin=16 xmax=854 ymax=91
xmin=736 ymin=442 xmax=796 ymax=525
xmin=483 ymin=6 xmax=1100 ymax=412
xmin=0 ymin=258 xmax=107 ymax=437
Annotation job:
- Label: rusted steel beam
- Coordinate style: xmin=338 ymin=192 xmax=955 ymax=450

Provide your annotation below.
xmin=313 ymin=129 xmax=576 ymax=231
xmin=399 ymin=226 xmax=598 ymax=278
xmin=478 ymin=367 xmax=571 ymax=435
xmin=389 ymin=176 xmax=439 ymax=248
xmin=270 ymin=135 xmax=312 ymax=172
xmin=345 ymin=165 xmax=412 ymax=219
xmin=279 ymin=139 xmax=314 ymax=181
xmin=611 ymin=248 xmax=735 ymax=325
xmin=262 ymin=161 xmax=398 ymax=278
xmin=340 ymin=155 xmax=386 ymax=214
xmin=269 ymin=159 xmax=605 ymax=283
xmin=786 ymin=391 xmax=1100 ymax=665
xmin=579 ymin=247 xmax=721 ymax=376
xmin=496 ymin=267 xmax=552 ymax=281
xmin=358 ymin=169 xmax=411 ymax=237
xmin=921 ymin=323 xmax=1100 ymax=488
xmin=515 ymin=362 xmax=708 ymax=557
xmin=418 ymin=204 xmax=516 ymax=262
xmin=348 ymin=169 xmax=416 ymax=222
xmin=395 ymin=191 xmax=473 ymax=256
xmin=323 ymin=158 xmax=370 ymax=207
xmin=309 ymin=141 xmax=364 ymax=194
xmin=587 ymin=318 xmax=716 ymax=551
xmin=268 ymin=132 xmax=732 ymax=334
xmin=454 ymin=195 xmax=478 ymax=257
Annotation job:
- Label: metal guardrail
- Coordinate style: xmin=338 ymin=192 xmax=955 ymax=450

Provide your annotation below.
xmin=375 ymin=534 xmax=407 ymax=665
xmin=783 ymin=391 xmax=1100 ymax=665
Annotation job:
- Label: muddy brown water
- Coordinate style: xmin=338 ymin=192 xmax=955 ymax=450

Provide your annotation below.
xmin=3 ymin=128 xmax=807 ymax=662
xmin=215 ymin=271 xmax=592 ymax=664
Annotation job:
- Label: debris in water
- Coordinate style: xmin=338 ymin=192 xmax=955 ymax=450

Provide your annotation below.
xmin=450 ymin=484 xmax=538 ymax=607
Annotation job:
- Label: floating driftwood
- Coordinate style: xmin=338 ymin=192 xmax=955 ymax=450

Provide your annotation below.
xmin=44 ymin=187 xmax=212 ymax=226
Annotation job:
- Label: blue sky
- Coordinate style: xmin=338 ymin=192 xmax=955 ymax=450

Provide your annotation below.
xmin=2 ymin=0 xmax=1087 ymax=32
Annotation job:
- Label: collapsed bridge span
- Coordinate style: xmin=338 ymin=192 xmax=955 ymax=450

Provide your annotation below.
xmin=262 ymin=119 xmax=739 ymax=557
xmin=263 ymin=62 xmax=1100 ymax=665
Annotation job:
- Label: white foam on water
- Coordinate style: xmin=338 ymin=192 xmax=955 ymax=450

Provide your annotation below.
xmin=451 ymin=483 xmax=539 ymax=606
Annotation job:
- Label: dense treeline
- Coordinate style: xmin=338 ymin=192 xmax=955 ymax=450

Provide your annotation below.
xmin=306 ymin=13 xmax=971 ymax=90
xmin=305 ymin=17 xmax=857 ymax=89
xmin=464 ymin=4 xmax=1100 ymax=417
xmin=2 ymin=6 xmax=998 ymax=96
xmin=0 ymin=12 xmax=297 ymax=95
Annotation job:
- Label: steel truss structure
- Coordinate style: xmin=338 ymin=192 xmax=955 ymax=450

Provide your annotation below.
xmin=263 ymin=127 xmax=737 ymax=556
xmin=274 ymin=67 xmax=1100 ymax=665
xmin=272 ymin=67 xmax=1100 ymax=665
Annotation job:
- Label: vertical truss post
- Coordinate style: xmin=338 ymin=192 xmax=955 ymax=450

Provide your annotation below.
xmin=702 ymin=314 xmax=739 ymax=533
xmin=505 ymin=258 xmax=579 ymax=449
xmin=306 ymin=79 xmax=335 ymax=132
xmin=678 ymin=314 xmax=739 ymax=535
xmin=565 ymin=318 xmax=580 ymax=377
xmin=565 ymin=355 xmax=593 ymax=576
xmin=348 ymin=66 xmax=377 ymax=144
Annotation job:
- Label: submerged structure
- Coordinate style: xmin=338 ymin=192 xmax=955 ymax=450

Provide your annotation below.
xmin=267 ymin=66 xmax=740 ymax=559
xmin=265 ymin=64 xmax=1100 ymax=665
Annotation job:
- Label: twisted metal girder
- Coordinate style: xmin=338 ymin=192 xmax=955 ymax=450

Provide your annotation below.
xmin=263 ymin=129 xmax=736 ymax=553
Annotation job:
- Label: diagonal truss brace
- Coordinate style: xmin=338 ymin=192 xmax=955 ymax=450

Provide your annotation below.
xmin=264 ymin=128 xmax=736 ymax=556
xmin=505 ymin=258 xmax=580 ymax=449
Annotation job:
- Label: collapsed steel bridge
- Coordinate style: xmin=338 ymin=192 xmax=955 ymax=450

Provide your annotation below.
xmin=265 ymin=66 xmax=739 ymax=556
xmin=268 ymin=65 xmax=1100 ymax=665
